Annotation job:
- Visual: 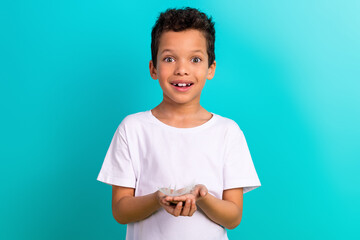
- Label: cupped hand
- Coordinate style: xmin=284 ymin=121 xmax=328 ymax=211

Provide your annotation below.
xmin=171 ymin=184 xmax=208 ymax=216
xmin=156 ymin=190 xmax=184 ymax=217
xmin=156 ymin=189 xmax=198 ymax=217
xmin=172 ymin=184 xmax=208 ymax=202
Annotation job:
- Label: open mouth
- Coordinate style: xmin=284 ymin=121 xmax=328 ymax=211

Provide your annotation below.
xmin=170 ymin=82 xmax=194 ymax=92
xmin=171 ymin=83 xmax=194 ymax=87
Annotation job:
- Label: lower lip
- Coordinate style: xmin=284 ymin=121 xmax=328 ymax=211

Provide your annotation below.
xmin=171 ymin=84 xmax=193 ymax=92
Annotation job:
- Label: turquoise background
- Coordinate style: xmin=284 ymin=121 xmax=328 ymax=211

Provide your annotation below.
xmin=1 ymin=0 xmax=359 ymax=239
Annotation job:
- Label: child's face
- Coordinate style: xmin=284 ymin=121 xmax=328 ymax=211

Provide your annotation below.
xmin=149 ymin=29 xmax=216 ymax=106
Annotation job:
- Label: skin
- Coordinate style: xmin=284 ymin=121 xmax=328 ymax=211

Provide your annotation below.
xmin=149 ymin=29 xmax=216 ymax=127
xmin=112 ymin=29 xmax=243 ymax=229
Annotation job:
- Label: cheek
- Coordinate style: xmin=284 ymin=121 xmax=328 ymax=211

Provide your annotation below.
xmin=158 ymin=66 xmax=173 ymax=78
xmin=193 ymin=67 xmax=209 ymax=77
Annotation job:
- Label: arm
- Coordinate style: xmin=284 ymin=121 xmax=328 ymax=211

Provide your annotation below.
xmin=172 ymin=185 xmax=243 ymax=229
xmin=112 ymin=186 xmax=161 ymax=224
xmin=197 ymin=188 xmax=243 ymax=229
xmin=112 ymin=186 xmax=192 ymax=224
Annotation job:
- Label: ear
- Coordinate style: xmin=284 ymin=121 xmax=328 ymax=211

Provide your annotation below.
xmin=149 ymin=60 xmax=158 ymax=80
xmin=207 ymin=60 xmax=216 ymax=80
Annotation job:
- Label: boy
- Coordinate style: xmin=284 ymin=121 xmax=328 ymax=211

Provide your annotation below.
xmin=97 ymin=7 xmax=261 ymax=240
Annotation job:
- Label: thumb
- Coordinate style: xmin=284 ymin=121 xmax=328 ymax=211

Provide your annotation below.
xmin=200 ymin=189 xmax=207 ymax=197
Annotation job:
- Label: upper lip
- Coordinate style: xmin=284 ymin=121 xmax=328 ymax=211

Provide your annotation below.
xmin=170 ymin=80 xmax=194 ymax=84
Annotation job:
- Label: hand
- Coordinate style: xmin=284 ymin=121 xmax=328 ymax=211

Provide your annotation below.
xmin=155 ymin=189 xmax=197 ymax=217
xmin=155 ymin=190 xmax=185 ymax=217
xmin=173 ymin=184 xmax=208 ymax=204
xmin=170 ymin=184 xmax=208 ymax=216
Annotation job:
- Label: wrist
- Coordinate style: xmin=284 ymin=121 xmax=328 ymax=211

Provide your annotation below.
xmin=197 ymin=191 xmax=209 ymax=205
xmin=153 ymin=191 xmax=161 ymax=208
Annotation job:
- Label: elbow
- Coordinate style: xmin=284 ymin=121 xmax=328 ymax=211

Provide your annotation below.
xmin=225 ymin=211 xmax=242 ymax=230
xmin=115 ymin=218 xmax=128 ymax=225
xmin=113 ymin=213 xmax=130 ymax=225
xmin=225 ymin=218 xmax=242 ymax=230
xmin=226 ymin=221 xmax=241 ymax=230
xmin=112 ymin=206 xmax=130 ymax=225
xmin=112 ymin=197 xmax=133 ymax=225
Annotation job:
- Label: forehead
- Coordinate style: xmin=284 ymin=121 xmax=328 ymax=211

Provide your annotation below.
xmin=158 ymin=29 xmax=207 ymax=54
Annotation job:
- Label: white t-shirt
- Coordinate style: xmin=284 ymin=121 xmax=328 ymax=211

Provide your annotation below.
xmin=97 ymin=110 xmax=261 ymax=240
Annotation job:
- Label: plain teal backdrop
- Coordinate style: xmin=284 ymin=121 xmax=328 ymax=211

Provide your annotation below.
xmin=1 ymin=0 xmax=359 ymax=239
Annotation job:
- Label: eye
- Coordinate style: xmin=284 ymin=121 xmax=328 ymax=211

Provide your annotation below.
xmin=191 ymin=57 xmax=202 ymax=63
xmin=164 ymin=57 xmax=175 ymax=62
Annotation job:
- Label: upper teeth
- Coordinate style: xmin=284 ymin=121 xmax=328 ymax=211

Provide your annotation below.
xmin=173 ymin=83 xmax=192 ymax=86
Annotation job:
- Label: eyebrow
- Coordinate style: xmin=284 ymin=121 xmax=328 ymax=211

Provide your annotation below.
xmin=160 ymin=49 xmax=205 ymax=55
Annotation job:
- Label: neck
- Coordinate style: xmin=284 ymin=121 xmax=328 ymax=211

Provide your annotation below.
xmin=153 ymin=100 xmax=205 ymax=119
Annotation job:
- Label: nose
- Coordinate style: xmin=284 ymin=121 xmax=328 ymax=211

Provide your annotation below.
xmin=174 ymin=59 xmax=189 ymax=76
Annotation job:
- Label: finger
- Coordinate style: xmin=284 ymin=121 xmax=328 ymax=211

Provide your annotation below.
xmin=163 ymin=205 xmax=176 ymax=215
xmin=173 ymin=196 xmax=187 ymax=202
xmin=164 ymin=196 xmax=174 ymax=202
xmin=200 ymin=186 xmax=208 ymax=197
xmin=180 ymin=199 xmax=191 ymax=216
xmin=173 ymin=201 xmax=183 ymax=217
xmin=161 ymin=198 xmax=171 ymax=206
xmin=193 ymin=188 xmax=202 ymax=198
xmin=161 ymin=201 xmax=177 ymax=214
xmin=189 ymin=199 xmax=197 ymax=216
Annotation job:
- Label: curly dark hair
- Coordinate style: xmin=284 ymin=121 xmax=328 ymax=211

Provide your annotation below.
xmin=151 ymin=7 xmax=215 ymax=69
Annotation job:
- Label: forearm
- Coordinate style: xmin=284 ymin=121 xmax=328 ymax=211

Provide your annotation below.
xmin=113 ymin=191 xmax=161 ymax=224
xmin=196 ymin=193 xmax=242 ymax=229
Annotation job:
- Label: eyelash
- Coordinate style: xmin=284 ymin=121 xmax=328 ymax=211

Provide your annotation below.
xmin=163 ymin=57 xmax=202 ymax=63
xmin=192 ymin=57 xmax=202 ymax=63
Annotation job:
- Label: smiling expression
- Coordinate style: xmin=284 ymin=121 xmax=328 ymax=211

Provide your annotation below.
xmin=149 ymin=29 xmax=216 ymax=106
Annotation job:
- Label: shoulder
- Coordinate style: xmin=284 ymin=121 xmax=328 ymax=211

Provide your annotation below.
xmin=117 ymin=110 xmax=150 ymax=132
xmin=212 ymin=113 xmax=244 ymax=134
xmin=121 ymin=111 xmax=148 ymax=124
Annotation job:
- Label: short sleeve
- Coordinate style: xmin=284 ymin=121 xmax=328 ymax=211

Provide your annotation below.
xmin=223 ymin=122 xmax=261 ymax=193
xmin=97 ymin=123 xmax=136 ymax=188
